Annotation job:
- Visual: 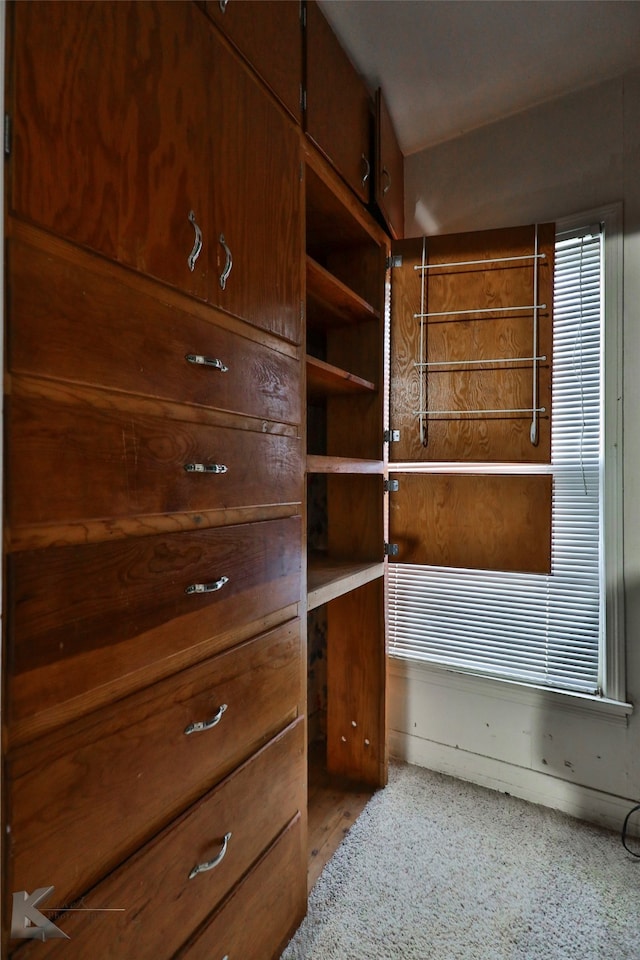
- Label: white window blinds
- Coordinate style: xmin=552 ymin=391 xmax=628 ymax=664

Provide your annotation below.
xmin=388 ymin=225 xmax=603 ymax=695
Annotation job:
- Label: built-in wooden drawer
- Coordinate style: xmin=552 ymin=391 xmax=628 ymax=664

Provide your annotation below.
xmin=8 ymin=620 xmax=302 ymax=912
xmin=8 ymin=516 xmax=302 ymax=740
xmin=9 ymin=720 xmax=305 ymax=959
xmin=177 ymin=813 xmax=306 ymax=960
xmin=7 ymin=226 xmax=301 ymax=426
xmin=8 ymin=387 xmax=302 ymax=531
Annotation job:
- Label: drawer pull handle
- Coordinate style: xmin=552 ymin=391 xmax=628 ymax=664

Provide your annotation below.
xmin=382 ymin=166 xmax=391 ymax=196
xmin=185 ymin=575 xmax=229 ymax=596
xmin=185 ymin=354 xmax=229 ymax=374
xmin=219 ymin=0 xmax=229 ymax=10
xmin=189 ymin=832 xmax=232 ymax=880
xmin=361 ymin=153 xmax=370 ymax=187
xmin=184 ymin=703 xmax=228 ymax=736
xmin=219 ymin=234 xmax=233 ymax=290
xmin=184 ymin=463 xmax=228 ymax=474
xmin=188 ymin=210 xmax=203 ymax=272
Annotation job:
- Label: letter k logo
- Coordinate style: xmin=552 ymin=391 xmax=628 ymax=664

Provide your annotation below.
xmin=11 ymin=887 xmax=70 ymax=941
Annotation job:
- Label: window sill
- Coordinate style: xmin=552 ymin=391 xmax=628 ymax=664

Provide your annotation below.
xmin=389 ymin=655 xmax=633 ymax=725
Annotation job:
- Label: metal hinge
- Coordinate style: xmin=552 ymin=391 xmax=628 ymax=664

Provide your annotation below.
xmin=386 ymin=254 xmax=402 ymax=270
xmin=4 ymin=114 xmax=11 ymax=157
xmin=384 ymin=479 xmax=399 ymax=493
xmin=301 ymin=87 xmax=307 ymax=112
xmin=384 ymin=429 xmax=400 ymax=444
xmin=384 ymin=543 xmax=399 ymax=557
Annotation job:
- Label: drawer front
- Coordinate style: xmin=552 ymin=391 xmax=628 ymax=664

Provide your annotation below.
xmin=9 ymin=391 xmax=302 ymax=529
xmin=177 ymin=814 xmax=306 ymax=960
xmin=9 ymin=517 xmax=302 ymax=733
xmin=8 ymin=620 xmax=302 ymax=910
xmin=8 ymin=229 xmax=301 ymax=426
xmin=10 ymin=720 xmax=305 ymax=959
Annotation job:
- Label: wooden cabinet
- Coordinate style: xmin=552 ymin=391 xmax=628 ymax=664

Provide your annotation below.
xmin=10 ymin=0 xmax=303 ymax=343
xmin=204 ymin=0 xmax=304 ymax=123
xmin=304 ymin=145 xmax=389 ymax=787
xmin=304 ymin=0 xmax=373 ymax=205
xmin=11 ymin=721 xmax=305 ymax=959
xmin=4 ymin=2 xmax=305 ymax=956
xmin=8 ymin=623 xmax=302 ymax=909
xmin=4 ymin=1 xmax=395 ymax=953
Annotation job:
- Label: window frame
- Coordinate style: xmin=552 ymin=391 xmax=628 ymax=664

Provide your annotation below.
xmin=387 ymin=203 xmax=627 ymax=708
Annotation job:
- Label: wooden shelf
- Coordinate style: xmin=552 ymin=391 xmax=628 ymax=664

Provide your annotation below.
xmin=306 ymin=354 xmax=376 ymax=397
xmin=306 ymin=256 xmax=379 ymax=328
xmin=307 ymin=553 xmax=385 ymax=610
xmin=306 ymin=455 xmax=384 ymax=474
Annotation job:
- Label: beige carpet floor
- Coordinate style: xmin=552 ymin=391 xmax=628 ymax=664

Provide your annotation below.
xmin=282 ymin=762 xmax=639 ymax=959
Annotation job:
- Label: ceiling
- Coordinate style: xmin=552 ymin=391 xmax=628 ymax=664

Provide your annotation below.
xmin=317 ymin=0 xmax=640 ymax=156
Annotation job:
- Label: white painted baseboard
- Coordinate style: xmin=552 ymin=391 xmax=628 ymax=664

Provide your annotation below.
xmin=390 ymin=729 xmax=639 ymax=838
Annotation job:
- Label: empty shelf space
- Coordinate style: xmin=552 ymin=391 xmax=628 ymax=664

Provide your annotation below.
xmin=307 ymin=553 xmax=385 ymax=610
xmin=307 ymin=355 xmax=376 ymax=397
xmin=307 ymin=455 xmax=384 ymax=474
xmin=307 ymin=740 xmax=374 ymax=892
xmin=306 ymin=256 xmax=380 ymax=327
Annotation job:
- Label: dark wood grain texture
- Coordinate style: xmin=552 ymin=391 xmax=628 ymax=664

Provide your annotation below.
xmin=305 ymin=1 xmax=372 ymax=204
xmin=8 ymin=226 xmax=302 ymax=426
xmin=389 ymin=472 xmax=553 ymax=573
xmin=205 ymin=0 xmax=303 ymax=123
xmin=8 ymin=621 xmax=302 ymax=911
xmin=10 ymin=721 xmax=305 ymax=959
xmin=176 ymin=814 xmax=306 ymax=960
xmin=8 ymin=388 xmax=302 ymax=529
xmin=8 ymin=517 xmax=302 ymax=735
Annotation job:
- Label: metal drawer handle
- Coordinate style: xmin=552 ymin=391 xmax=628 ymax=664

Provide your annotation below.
xmin=219 ymin=0 xmax=229 ymax=11
xmin=184 ymin=463 xmax=228 ymax=474
xmin=184 ymin=703 xmax=228 ymax=736
xmin=361 ymin=153 xmax=370 ymax=187
xmin=185 ymin=354 xmax=229 ymax=374
xmin=219 ymin=234 xmax=233 ymax=290
xmin=185 ymin=575 xmax=229 ymax=596
xmin=188 ymin=832 xmax=232 ymax=880
xmin=188 ymin=211 xmax=203 ymax=272
xmin=382 ymin=166 xmax=391 ymax=196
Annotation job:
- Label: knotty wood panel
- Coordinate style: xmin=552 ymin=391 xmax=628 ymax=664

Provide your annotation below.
xmin=305 ymin=0 xmax=372 ymax=204
xmin=389 ymin=473 xmax=552 ymax=574
xmin=7 ymin=228 xmax=301 ymax=426
xmin=175 ymin=815 xmax=306 ymax=960
xmin=8 ymin=391 xmax=302 ymax=529
xmin=390 ymin=225 xmax=554 ymax=462
xmin=10 ymin=721 xmax=305 ymax=959
xmin=205 ymin=0 xmax=303 ymax=123
xmin=326 ymin=580 xmax=387 ymax=787
xmin=8 ymin=621 xmax=302 ymax=911
xmin=8 ymin=517 xmax=302 ymax=735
